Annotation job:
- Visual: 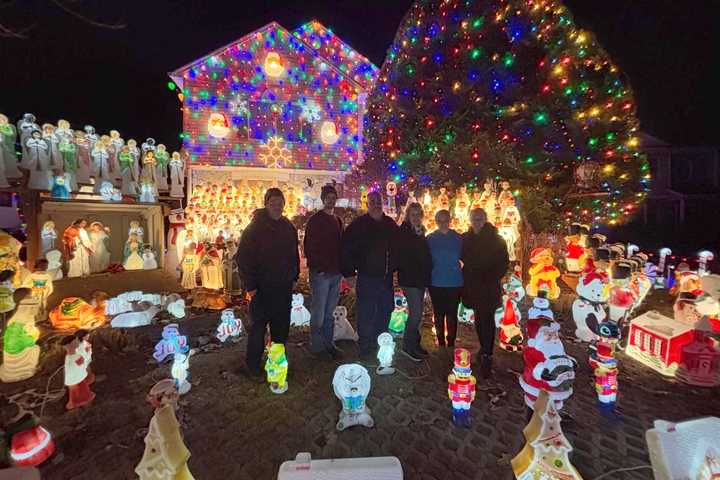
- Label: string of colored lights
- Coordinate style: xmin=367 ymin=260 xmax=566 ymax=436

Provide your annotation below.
xmin=365 ymin=0 xmax=650 ymax=229
xmin=170 ymin=22 xmax=378 ymax=173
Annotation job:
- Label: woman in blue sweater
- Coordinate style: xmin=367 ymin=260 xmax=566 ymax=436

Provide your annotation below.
xmin=426 ymin=209 xmax=463 ymax=347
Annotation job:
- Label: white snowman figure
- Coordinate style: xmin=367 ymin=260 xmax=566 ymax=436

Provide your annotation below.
xmin=139 ymin=182 xmax=157 ymax=203
xmin=142 ymin=248 xmax=158 ymax=269
xmin=457 ymin=303 xmax=475 ymax=325
xmin=528 ymin=293 xmax=555 ymax=321
xmin=290 ymin=293 xmax=311 ymax=327
xmin=99 ymin=180 xmax=122 ymax=201
xmin=573 ymin=268 xmax=609 ymax=342
xmin=171 ymin=352 xmax=191 ymax=395
xmin=216 ymin=308 xmax=243 ymax=342
xmin=376 ymin=332 xmax=396 ymax=376
xmin=332 ymin=305 xmax=358 ymax=342
xmin=332 ymin=363 xmax=374 ymax=431
xmin=164 ymin=294 xmax=186 ymax=319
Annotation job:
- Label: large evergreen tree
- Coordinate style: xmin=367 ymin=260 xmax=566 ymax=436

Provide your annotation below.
xmin=365 ymin=0 xmax=650 ymax=230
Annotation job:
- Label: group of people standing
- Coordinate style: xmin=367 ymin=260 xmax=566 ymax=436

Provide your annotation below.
xmin=235 ymin=187 xmax=508 ymax=379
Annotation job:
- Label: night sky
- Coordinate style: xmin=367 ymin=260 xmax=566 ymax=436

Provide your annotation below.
xmin=1 ymin=0 xmax=717 ymax=151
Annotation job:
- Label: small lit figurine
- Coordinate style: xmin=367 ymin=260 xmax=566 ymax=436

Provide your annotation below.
xmin=88 ymin=221 xmax=111 ymax=274
xmin=46 ymin=249 xmax=64 ymax=281
xmin=526 ymin=247 xmax=561 ymax=299
xmin=128 ymin=220 xmax=144 ymax=244
xmin=457 ymin=302 xmax=475 ymax=325
xmin=608 ymin=261 xmax=637 ymax=323
xmin=589 ymin=322 xmax=620 ymax=407
xmin=139 ymin=151 xmax=158 ymax=203
xmin=135 ymin=379 xmax=194 ymax=480
xmin=454 ymin=185 xmax=470 ymax=224
xmin=333 ymin=363 xmax=374 ymax=431
xmin=0 ymin=113 xmax=22 ymax=179
xmin=376 ymin=332 xmax=396 ymax=375
xmin=30 ymin=259 xmax=54 ymax=313
xmin=332 ymin=306 xmax=358 ymax=342
xmin=0 ymin=302 xmax=41 ymax=383
xmin=0 ymin=269 xmax=15 ymax=314
xmin=564 ymin=223 xmax=587 ymax=273
xmin=153 ymin=324 xmax=189 ymax=362
xmin=289 ymin=293 xmax=311 ymax=327
xmin=511 ymin=390 xmax=583 ymax=480
xmin=198 ymin=246 xmax=223 ymax=290
xmin=386 ymin=181 xmax=397 ymax=214
xmin=388 ymin=289 xmax=408 ymax=336
xmin=99 ymin=180 xmax=122 ymax=201
xmin=216 ymin=308 xmax=243 ymax=342
xmin=48 ymin=292 xmax=109 ymax=330
xmin=143 ymin=247 xmax=158 ymax=270
xmin=50 ymin=173 xmax=72 ymax=199
xmin=17 ymin=113 xmax=40 ymax=152
xmin=494 ymin=273 xmax=525 ymax=351
xmin=448 ymin=348 xmax=476 ymax=428
xmin=265 ymin=342 xmax=288 ymax=394
xmin=108 ymin=130 xmax=124 ymax=181
xmin=62 ymin=330 xmax=96 ymax=410
xmin=123 ymin=234 xmax=145 ymax=271
xmin=118 ymin=145 xmax=139 ymax=197
xmin=155 ymin=144 xmax=170 ymax=190
xmin=169 ymin=151 xmax=185 ymax=198
xmin=40 ymin=220 xmax=58 ymax=256
xmin=25 ymin=129 xmax=52 ymax=191
xmin=573 ymin=260 xmax=610 ymax=342
xmin=171 ymin=352 xmax=191 ymax=395
xmin=7 ymin=414 xmax=55 ymax=467
xmin=91 ymin=138 xmax=113 ymax=191
xmin=180 ymin=243 xmax=199 ymax=290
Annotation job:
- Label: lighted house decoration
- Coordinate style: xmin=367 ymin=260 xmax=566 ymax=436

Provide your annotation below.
xmin=646 ymin=417 xmax=720 ymax=480
xmin=169 ymin=20 xmax=378 ymax=195
xmin=625 ymin=310 xmax=695 ymax=376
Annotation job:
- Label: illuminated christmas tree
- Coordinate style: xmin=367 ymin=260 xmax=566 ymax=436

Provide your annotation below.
xmin=365 ymin=0 xmax=649 ymax=230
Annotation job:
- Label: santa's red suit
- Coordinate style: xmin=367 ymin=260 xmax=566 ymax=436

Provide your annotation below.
xmin=608 ymin=285 xmax=637 ymax=322
xmin=497 ymin=297 xmax=523 ymax=351
xmin=64 ymin=341 xmax=95 ymax=410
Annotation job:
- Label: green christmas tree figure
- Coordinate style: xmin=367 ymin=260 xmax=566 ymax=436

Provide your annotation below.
xmin=365 ymin=0 xmax=649 ymax=231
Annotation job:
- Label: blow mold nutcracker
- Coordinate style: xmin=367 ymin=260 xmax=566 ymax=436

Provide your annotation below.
xmin=448 ymin=348 xmax=477 ymax=428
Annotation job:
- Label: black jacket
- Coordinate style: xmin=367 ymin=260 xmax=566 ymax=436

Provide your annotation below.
xmin=304 ymin=210 xmax=343 ymax=274
xmin=341 ymin=213 xmax=399 ymax=278
xmin=396 ymin=222 xmax=432 ymax=288
xmin=235 ymin=208 xmax=299 ymax=291
xmin=461 ymin=223 xmax=509 ymax=310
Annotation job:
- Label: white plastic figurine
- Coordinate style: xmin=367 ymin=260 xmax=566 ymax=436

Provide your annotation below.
xmin=333 ymin=364 xmax=374 ymax=431
xmin=88 ymin=222 xmax=111 ymax=274
xmin=84 ymin=125 xmax=98 ymax=150
xmin=171 ymin=352 xmax=191 ymax=395
xmin=164 ymin=294 xmax=186 ymax=319
xmin=25 ymin=130 xmax=52 ymax=190
xmin=64 ymin=219 xmax=93 ymax=278
xmin=141 ymin=137 xmax=156 ymax=155
xmin=154 ymin=144 xmax=170 ymax=191
xmin=41 ymin=124 xmax=62 ymax=169
xmin=108 ymin=130 xmax=124 ymax=182
xmin=142 ymin=249 xmax=158 ymax=270
xmin=290 ymin=293 xmax=311 ymax=327
xmin=99 ymin=181 xmax=122 ymax=201
xmin=216 ymin=308 xmax=243 ymax=342
xmin=123 ymin=234 xmax=144 ymax=271
xmin=17 ymin=113 xmax=40 ymax=150
xmin=40 ymin=221 xmax=58 ymax=257
xmin=74 ymin=130 xmax=92 ymax=184
xmin=0 ymin=113 xmax=21 ymax=179
xmin=573 ymin=264 xmax=609 ymax=342
xmin=332 ymin=306 xmax=358 ymax=342
xmin=169 ymin=151 xmax=185 ymax=198
xmin=46 ymin=250 xmax=64 ymax=281
xmin=153 ymin=324 xmax=189 ymax=362
xmin=128 ymin=220 xmax=144 ymax=244
xmin=56 ymin=119 xmax=73 ymax=142
xmin=376 ymin=333 xmax=396 ymax=376
xmin=91 ymin=138 xmax=113 ymax=191
xmin=118 ymin=145 xmax=138 ymax=197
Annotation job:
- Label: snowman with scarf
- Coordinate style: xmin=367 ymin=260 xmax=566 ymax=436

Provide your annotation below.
xmin=573 ymin=260 xmax=610 ymax=342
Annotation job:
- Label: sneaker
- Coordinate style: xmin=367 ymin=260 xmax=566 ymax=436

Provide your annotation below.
xmin=401 ymin=347 xmax=423 ymax=362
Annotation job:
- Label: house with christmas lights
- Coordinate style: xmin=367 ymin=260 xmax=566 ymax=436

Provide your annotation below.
xmin=169 ymin=20 xmax=378 ymax=199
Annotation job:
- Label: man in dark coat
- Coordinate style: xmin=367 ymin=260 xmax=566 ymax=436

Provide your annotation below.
xmin=341 ymin=190 xmax=399 ymax=358
xmin=461 ymin=208 xmax=509 ymax=378
xmin=236 ymin=188 xmax=300 ymax=376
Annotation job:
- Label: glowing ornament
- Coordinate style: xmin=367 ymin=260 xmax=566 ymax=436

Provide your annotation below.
xmin=0 ymin=302 xmax=41 ymax=383
xmin=698 ymin=250 xmax=714 ymax=277
xmin=626 ymin=310 xmax=695 ymax=376
xmin=388 ymin=289 xmax=408 ymax=336
xmin=332 ymin=364 xmax=373 ymax=431
xmin=266 ymin=343 xmax=288 ymax=394
xmin=136 ymin=379 xmax=193 ymax=479
xmin=448 ymin=348 xmax=476 ymax=428
xmin=153 ymin=324 xmax=189 ymax=363
xmin=572 ymin=261 xmax=609 ymax=342
xmin=8 ymin=417 xmax=55 ymax=468
xmin=48 ymin=293 xmax=108 ymax=330
xmin=263 ymin=51 xmax=285 ymax=78
xmin=207 ymin=112 xmax=230 ymax=139
xmin=526 ymin=248 xmax=561 ymax=299
xmin=62 ymin=332 xmax=96 ymax=410
xmin=376 ymin=333 xmax=396 ymax=375
xmin=171 ymin=352 xmax=191 ymax=395
xmin=289 ymin=293 xmax=311 ymax=327
xmin=494 ymin=273 xmax=525 ymax=351
xmin=646 ymin=417 xmax=720 ymax=480
xmin=457 ymin=302 xmax=475 ymax=324
xmin=511 ymin=390 xmax=583 ymax=480
xmin=332 ymin=306 xmax=358 ymax=342
xmin=520 ymin=298 xmax=576 ymax=411
xmin=216 ymin=308 xmax=243 ymax=342
xmin=319 ymin=120 xmax=340 ymax=145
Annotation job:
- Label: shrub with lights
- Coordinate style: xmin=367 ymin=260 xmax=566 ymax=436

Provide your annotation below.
xmin=365 ymin=0 xmax=649 ymax=231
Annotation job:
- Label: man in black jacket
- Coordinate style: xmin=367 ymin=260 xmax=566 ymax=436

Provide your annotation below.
xmin=461 ymin=208 xmax=509 ymax=379
xmin=341 ymin=191 xmax=399 ymax=358
xmin=236 ymin=188 xmax=300 ymax=375
xmin=304 ymin=184 xmax=343 ymax=359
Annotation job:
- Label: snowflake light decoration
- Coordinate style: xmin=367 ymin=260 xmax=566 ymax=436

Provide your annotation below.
xmin=299 ymin=99 xmax=322 ymax=123
xmin=230 ymin=97 xmax=249 ymax=116
xmin=258 ymin=136 xmax=291 ymax=168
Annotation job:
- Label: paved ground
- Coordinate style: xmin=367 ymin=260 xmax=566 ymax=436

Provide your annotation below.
xmin=2 ymin=274 xmax=719 ymax=479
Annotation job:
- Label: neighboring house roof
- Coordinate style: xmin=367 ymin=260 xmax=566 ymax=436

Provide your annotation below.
xmin=169 ymin=20 xmax=378 ymax=92
xmin=638 ymin=131 xmax=672 ymax=149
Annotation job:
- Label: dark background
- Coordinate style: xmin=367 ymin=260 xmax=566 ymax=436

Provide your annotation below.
xmin=1 ymin=0 xmax=718 ymax=149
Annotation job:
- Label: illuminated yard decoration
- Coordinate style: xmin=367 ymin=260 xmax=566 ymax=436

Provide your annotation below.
xmin=169 ymin=21 xmax=378 ymax=172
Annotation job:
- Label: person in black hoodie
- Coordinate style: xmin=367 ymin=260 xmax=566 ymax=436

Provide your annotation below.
xmin=461 ymin=207 xmax=509 ymax=378
xmin=341 ymin=190 xmax=399 ymax=357
xmin=396 ymin=203 xmax=432 ymax=362
xmin=236 ymin=188 xmax=300 ymax=376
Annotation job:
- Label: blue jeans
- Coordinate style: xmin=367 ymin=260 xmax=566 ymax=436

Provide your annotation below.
xmin=356 ymin=274 xmax=394 ymax=354
xmin=402 ymin=286 xmax=425 ymax=351
xmin=309 ymin=271 xmax=341 ymax=353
